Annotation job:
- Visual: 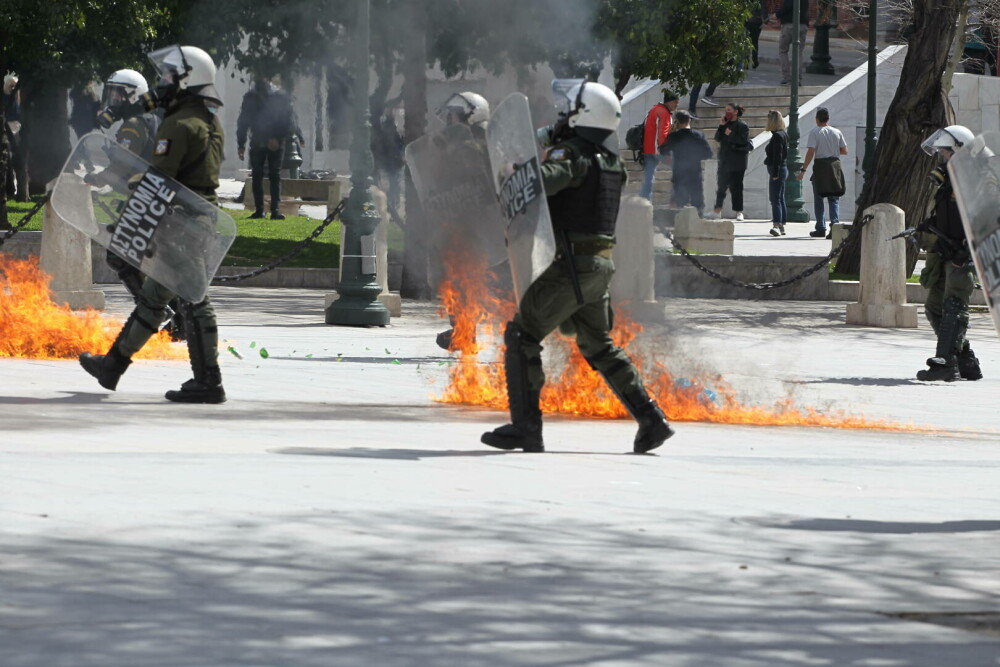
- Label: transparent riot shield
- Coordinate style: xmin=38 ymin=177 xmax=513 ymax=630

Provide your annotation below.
xmin=486 ymin=93 xmax=557 ymax=304
xmin=949 ymin=131 xmax=1000 ymax=339
xmin=404 ymin=123 xmax=507 ymax=268
xmin=52 ymin=132 xmax=236 ymax=303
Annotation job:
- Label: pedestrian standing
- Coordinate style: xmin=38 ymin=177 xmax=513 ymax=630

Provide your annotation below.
xmin=80 ymin=45 xmax=229 ymax=404
xmin=3 ymin=73 xmax=23 ymax=200
xmin=236 ymin=76 xmax=303 ymax=220
xmin=660 ymin=110 xmax=713 ymax=217
xmin=913 ymin=125 xmax=983 ymax=382
xmin=482 ymin=82 xmax=674 ymax=454
xmin=778 ymin=0 xmax=810 ymax=85
xmin=764 ymin=110 xmax=789 ymax=236
xmin=639 ymin=89 xmax=678 ymax=201
xmin=706 ymin=103 xmax=751 ymax=221
xmin=797 ymin=107 xmax=847 ymax=238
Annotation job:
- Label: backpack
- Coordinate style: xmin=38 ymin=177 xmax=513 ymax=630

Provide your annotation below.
xmin=625 ymin=122 xmax=645 ymax=152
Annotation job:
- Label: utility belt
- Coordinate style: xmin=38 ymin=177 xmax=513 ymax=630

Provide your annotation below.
xmin=567 ymin=240 xmax=615 ymax=258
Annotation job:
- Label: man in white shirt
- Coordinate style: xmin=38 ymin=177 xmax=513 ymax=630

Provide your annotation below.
xmin=797 ymin=107 xmax=848 ymax=238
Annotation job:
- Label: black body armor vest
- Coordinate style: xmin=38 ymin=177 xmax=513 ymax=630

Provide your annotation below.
xmin=548 ymin=141 xmax=623 ymax=236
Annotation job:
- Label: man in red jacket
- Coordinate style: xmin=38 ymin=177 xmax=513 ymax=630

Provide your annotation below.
xmin=640 ymin=89 xmax=678 ymax=201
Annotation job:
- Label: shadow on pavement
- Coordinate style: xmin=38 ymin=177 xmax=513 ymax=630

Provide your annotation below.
xmin=762 ymin=518 xmax=1000 ymax=534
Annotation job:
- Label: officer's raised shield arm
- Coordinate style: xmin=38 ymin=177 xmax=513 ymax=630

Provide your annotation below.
xmin=52 ymin=132 xmax=236 ymax=303
xmin=485 ymin=93 xmax=557 ymax=304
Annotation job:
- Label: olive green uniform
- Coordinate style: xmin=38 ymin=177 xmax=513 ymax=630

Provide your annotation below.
xmin=116 ymin=115 xmax=156 ymax=160
xmin=515 ymin=136 xmax=642 ymax=397
xmin=916 ymin=167 xmax=982 ymax=380
xmin=114 ymin=96 xmax=225 ymax=391
xmin=484 ymin=131 xmax=673 ymax=453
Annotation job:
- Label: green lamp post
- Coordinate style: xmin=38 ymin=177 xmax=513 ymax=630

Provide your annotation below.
xmin=784 ymin=0 xmax=809 ymax=223
xmin=807 ymin=0 xmax=837 ymax=75
xmin=326 ymin=0 xmax=390 ymax=326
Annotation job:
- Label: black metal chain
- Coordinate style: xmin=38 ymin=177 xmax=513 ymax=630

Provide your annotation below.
xmin=214 ymin=197 xmax=348 ymax=283
xmin=660 ymin=213 xmax=875 ymax=291
xmin=0 ymin=192 xmax=52 ymax=248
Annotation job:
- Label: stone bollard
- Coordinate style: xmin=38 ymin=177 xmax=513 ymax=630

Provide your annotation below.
xmin=673 ymin=206 xmax=734 ymax=254
xmin=846 ymin=203 xmax=918 ymax=328
xmin=39 ymin=182 xmax=106 ymax=311
xmin=611 ymin=195 xmax=659 ymax=319
xmin=326 ymin=185 xmax=401 ymax=317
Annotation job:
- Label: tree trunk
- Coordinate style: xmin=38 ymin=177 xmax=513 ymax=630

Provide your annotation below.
xmin=834 ymin=0 xmax=963 ymax=276
xmin=20 ymin=81 xmax=71 ymax=195
xmin=399 ymin=3 xmax=431 ymax=299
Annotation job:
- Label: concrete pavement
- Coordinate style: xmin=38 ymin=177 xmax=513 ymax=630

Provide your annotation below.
xmin=3 ymin=283 xmax=1000 ymax=666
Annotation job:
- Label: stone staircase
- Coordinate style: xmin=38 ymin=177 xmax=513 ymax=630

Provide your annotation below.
xmin=623 ymin=85 xmax=827 ymax=214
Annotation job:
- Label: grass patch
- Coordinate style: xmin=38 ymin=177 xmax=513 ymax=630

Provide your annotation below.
xmin=4 ymin=197 xmax=354 ymax=269
xmin=224 ymin=208 xmax=341 ymax=269
xmin=4 ymin=196 xmax=48 ymax=231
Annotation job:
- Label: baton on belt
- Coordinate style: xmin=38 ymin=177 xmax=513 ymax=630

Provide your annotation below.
xmin=558 ymin=229 xmax=585 ymax=306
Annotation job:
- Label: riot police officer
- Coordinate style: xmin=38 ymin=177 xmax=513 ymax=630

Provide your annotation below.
xmin=915 ymin=124 xmax=983 ymax=382
xmin=434 ymin=91 xmax=491 ymax=350
xmin=95 ymin=69 xmax=181 ymax=335
xmin=481 ymin=82 xmax=674 ymax=453
xmin=80 ymin=45 xmax=228 ymax=403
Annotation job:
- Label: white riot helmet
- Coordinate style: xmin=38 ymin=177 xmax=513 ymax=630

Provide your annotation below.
xmin=147 ymin=44 xmax=222 ymax=105
xmin=103 ymin=69 xmax=148 ymax=107
xmin=439 ymin=92 xmax=490 ymax=128
xmin=921 ymin=125 xmax=975 ymax=155
xmin=3 ymin=72 xmax=17 ymax=96
xmin=565 ymin=81 xmax=621 ymax=132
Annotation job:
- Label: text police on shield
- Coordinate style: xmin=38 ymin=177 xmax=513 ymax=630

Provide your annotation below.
xmin=499 ymin=157 xmax=542 ymax=222
xmin=109 ymin=170 xmax=179 ymax=264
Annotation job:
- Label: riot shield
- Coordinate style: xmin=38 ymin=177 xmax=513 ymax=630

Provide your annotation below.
xmin=486 ymin=93 xmax=557 ymax=304
xmin=404 ymin=123 xmax=507 ymax=267
xmin=949 ymin=131 xmax=1000 ymax=339
xmin=51 ymin=132 xmax=236 ymax=303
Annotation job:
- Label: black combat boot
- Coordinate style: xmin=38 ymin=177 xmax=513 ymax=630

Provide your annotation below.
xmin=435 ymin=328 xmax=454 ymax=351
xmin=593 ymin=362 xmax=675 ymax=453
xmin=79 ymin=347 xmax=132 ymax=391
xmin=165 ymin=365 xmax=226 ymax=403
xmin=633 ymin=399 xmax=675 ymax=453
xmin=959 ymin=342 xmax=983 ymax=381
xmin=916 ymin=356 xmax=960 ymax=382
xmin=166 ymin=304 xmax=226 ymax=403
xmin=481 ymin=322 xmax=544 ymax=452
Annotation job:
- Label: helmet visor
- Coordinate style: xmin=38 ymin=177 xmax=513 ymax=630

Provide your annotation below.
xmin=551 ymin=78 xmax=584 ymax=115
xmin=147 ymin=45 xmax=188 ymax=81
xmin=101 ymin=83 xmax=133 ymax=108
xmin=921 ymin=128 xmax=957 ymax=156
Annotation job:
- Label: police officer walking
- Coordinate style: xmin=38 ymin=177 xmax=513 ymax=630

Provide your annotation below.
xmin=915 ymin=125 xmax=983 ymax=382
xmin=95 ymin=70 xmax=170 ymax=314
xmin=481 ymin=82 xmax=674 ymax=454
xmin=80 ymin=45 xmax=228 ymax=403
xmin=433 ymin=91 xmax=492 ymax=350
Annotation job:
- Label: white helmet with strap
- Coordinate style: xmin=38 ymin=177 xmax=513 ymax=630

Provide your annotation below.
xmin=104 ymin=69 xmax=148 ymax=106
xmin=440 ymin=91 xmax=490 ymax=128
xmin=566 ymin=81 xmax=621 ymax=132
xmin=921 ymin=125 xmax=975 ymax=155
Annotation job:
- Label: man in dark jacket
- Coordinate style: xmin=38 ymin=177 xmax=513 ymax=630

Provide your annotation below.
xmin=660 ymin=110 xmax=713 ymax=217
xmin=236 ymin=77 xmax=303 ymax=220
xmin=778 ymin=0 xmax=810 ymax=85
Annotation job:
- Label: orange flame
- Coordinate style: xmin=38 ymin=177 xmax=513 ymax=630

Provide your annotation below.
xmin=436 ymin=252 xmax=922 ymax=431
xmin=0 ymin=255 xmax=185 ymax=360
